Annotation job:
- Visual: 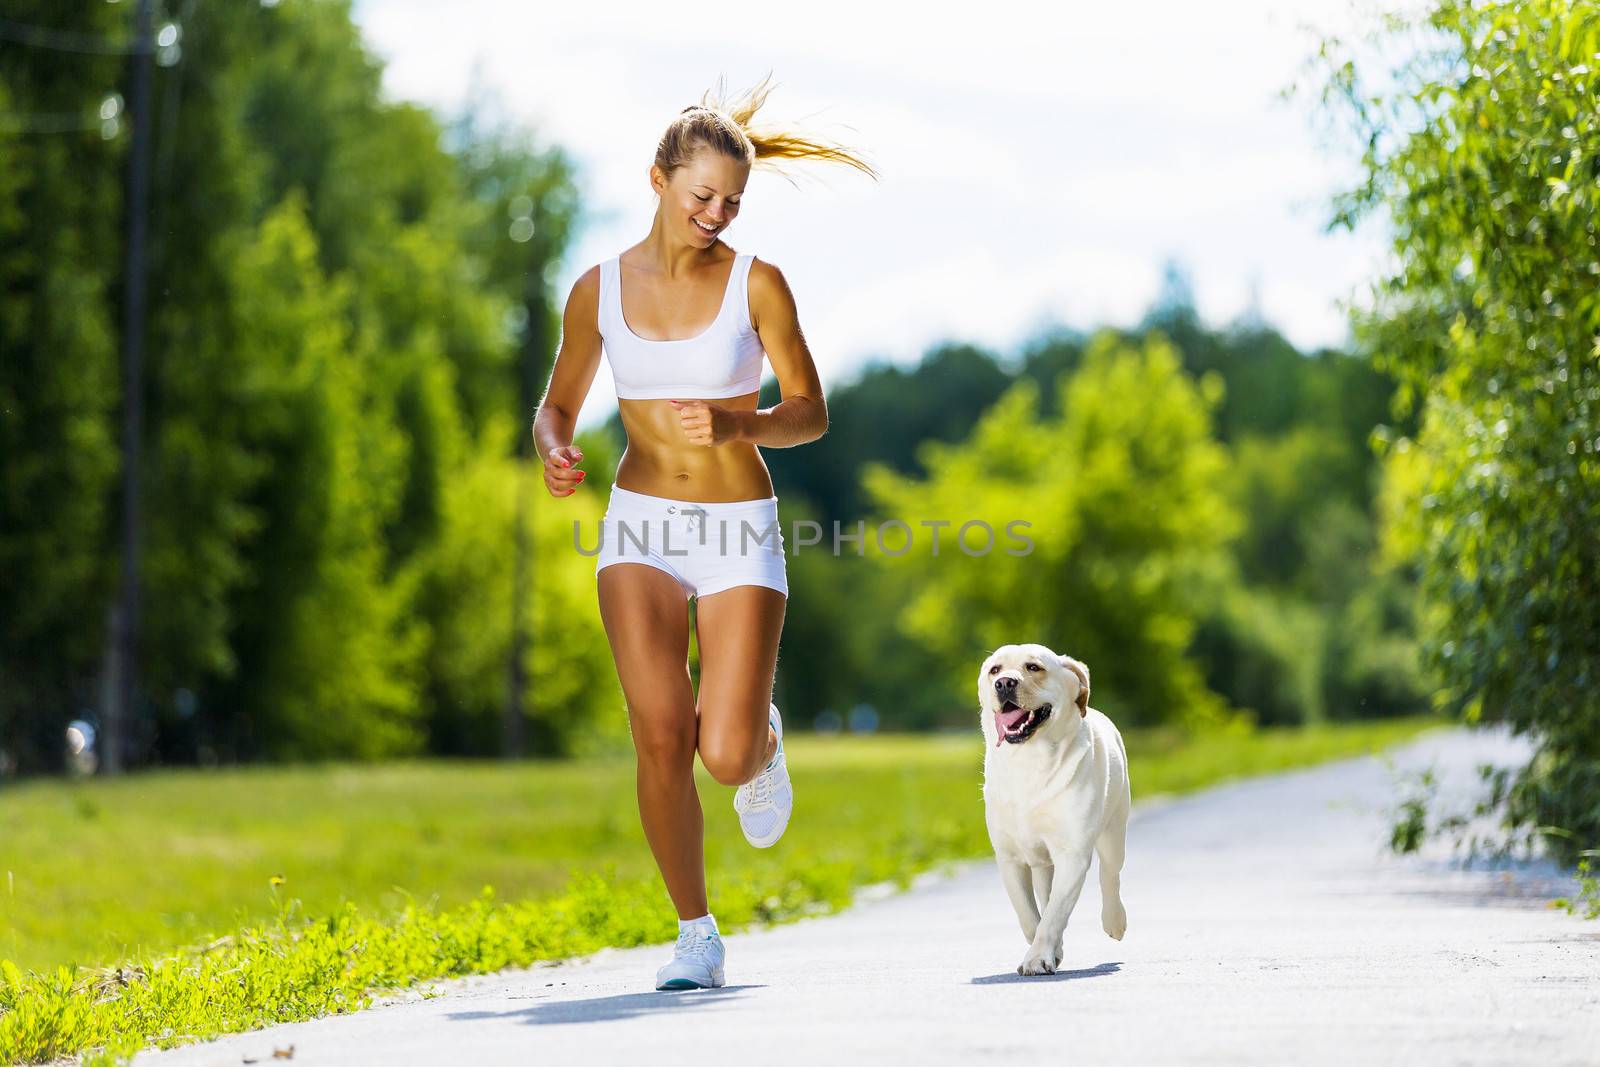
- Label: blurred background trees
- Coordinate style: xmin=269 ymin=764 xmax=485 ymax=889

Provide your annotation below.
xmin=2 ymin=0 xmax=1449 ymax=779
xmin=740 ymin=305 xmax=1429 ymax=735
xmin=0 ymin=0 xmax=599 ymax=770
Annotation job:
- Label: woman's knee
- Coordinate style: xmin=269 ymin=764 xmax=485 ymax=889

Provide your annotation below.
xmin=698 ymin=727 xmax=764 ymax=786
xmin=631 ymin=711 xmax=697 ymax=774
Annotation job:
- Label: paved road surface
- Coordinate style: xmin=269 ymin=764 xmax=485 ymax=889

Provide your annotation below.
xmin=132 ymin=726 xmax=1599 ymax=1066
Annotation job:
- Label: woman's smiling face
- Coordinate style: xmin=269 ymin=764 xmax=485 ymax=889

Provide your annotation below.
xmin=653 ymin=147 xmax=749 ymax=245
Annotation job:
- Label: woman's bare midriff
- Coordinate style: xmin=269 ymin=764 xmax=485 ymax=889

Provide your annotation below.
xmin=613 ymin=391 xmax=776 ymax=502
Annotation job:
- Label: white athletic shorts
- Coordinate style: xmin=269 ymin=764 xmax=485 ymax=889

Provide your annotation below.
xmin=594 ymin=483 xmax=788 ymax=600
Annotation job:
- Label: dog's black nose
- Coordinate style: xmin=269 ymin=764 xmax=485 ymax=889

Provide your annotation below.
xmin=994 ymin=676 xmax=1017 ymax=697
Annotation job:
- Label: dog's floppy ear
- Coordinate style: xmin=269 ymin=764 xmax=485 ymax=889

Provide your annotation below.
xmin=1059 ymin=654 xmax=1090 ymax=717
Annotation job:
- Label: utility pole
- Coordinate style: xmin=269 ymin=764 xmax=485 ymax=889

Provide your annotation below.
xmin=107 ymin=0 xmax=155 ymax=775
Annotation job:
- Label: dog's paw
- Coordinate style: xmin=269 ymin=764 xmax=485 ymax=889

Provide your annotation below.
xmin=1017 ymin=946 xmax=1059 ymax=976
xmin=1102 ymin=900 xmax=1127 ymax=940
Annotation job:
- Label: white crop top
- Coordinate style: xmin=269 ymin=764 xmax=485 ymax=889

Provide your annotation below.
xmin=597 ymin=252 xmax=766 ymax=401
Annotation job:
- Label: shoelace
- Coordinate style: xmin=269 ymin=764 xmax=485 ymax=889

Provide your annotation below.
xmin=744 ymin=755 xmax=778 ymax=807
xmin=674 ymin=926 xmax=718 ymax=961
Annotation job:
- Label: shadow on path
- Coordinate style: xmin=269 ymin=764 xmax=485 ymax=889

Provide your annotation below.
xmin=970 ymin=962 xmax=1122 ymax=985
xmin=447 ymin=984 xmax=763 ymax=1026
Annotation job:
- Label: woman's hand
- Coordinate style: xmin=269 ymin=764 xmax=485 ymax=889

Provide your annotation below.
xmin=668 ymin=399 xmax=741 ymax=447
xmin=542 ymin=444 xmax=586 ymax=497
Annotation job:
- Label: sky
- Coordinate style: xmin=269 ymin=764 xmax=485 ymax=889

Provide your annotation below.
xmin=351 ymin=0 xmax=1398 ymax=432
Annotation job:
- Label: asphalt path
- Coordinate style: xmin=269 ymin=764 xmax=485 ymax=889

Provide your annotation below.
xmin=130 ymin=726 xmax=1599 ymax=1066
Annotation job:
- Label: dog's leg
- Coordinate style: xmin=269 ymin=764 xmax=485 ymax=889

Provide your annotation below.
xmin=1031 ymin=864 xmax=1060 ymax=962
xmin=1097 ymin=809 xmax=1129 ymax=940
xmin=1030 ymin=864 xmax=1053 ymax=916
xmin=1018 ymin=845 xmax=1093 ymax=976
xmin=997 ymin=860 xmax=1040 ymax=943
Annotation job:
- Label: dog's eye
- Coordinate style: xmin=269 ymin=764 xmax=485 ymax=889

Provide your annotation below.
xmin=1026 ymin=663 xmax=1041 ymax=672
xmin=988 ymin=664 xmax=1000 ymax=675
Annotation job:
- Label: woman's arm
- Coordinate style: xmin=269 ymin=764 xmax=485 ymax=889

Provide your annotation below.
xmin=532 ymin=266 xmax=603 ymax=495
xmin=737 ymin=258 xmax=828 ymax=448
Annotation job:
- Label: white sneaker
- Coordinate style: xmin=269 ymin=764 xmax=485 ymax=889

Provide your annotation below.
xmin=655 ymin=921 xmax=726 ymax=991
xmin=733 ymin=703 xmax=792 ymax=848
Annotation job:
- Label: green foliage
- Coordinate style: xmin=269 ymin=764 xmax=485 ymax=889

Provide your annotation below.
xmin=1192 ymin=584 xmax=1328 ymax=727
xmin=1387 ymin=767 xmax=1437 ymax=853
xmin=0 ymin=720 xmax=1440 ymax=1064
xmin=413 ymin=414 xmax=622 ymax=757
xmin=863 ymin=331 xmax=1241 ymax=728
xmin=1385 ymin=759 xmax=1597 ymax=918
xmin=1311 ymin=0 xmax=1600 ymax=865
xmin=448 ymin=106 xmax=582 ymax=433
xmin=1190 ymin=426 xmax=1430 ymax=726
xmin=0 ymin=2 xmax=1433 ymax=773
xmin=752 ymin=340 xmax=1018 ymax=524
xmin=0 ymin=3 xmax=587 ymax=768
xmin=1551 ymin=854 xmax=1600 ymax=921
xmin=0 ymin=2 xmax=128 ymax=769
xmin=218 ymin=197 xmax=428 ymax=758
xmin=1322 ymin=567 xmax=1432 ymax=719
xmin=763 ymin=301 xmax=1421 ymax=731
xmin=1229 ymin=427 xmax=1364 ymax=590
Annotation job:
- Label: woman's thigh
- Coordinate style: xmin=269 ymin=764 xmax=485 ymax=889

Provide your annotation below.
xmin=692 ymin=584 xmax=787 ymax=784
xmin=597 ymin=562 xmax=697 ymax=769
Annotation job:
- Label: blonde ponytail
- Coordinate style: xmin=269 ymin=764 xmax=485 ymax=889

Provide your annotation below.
xmin=654 ymin=72 xmax=879 ymax=185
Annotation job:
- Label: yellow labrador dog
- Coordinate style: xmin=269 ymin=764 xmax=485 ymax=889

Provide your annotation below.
xmin=979 ymin=644 xmax=1130 ymax=975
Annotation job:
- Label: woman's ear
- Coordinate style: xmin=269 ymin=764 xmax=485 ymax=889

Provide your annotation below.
xmin=1059 ymin=654 xmax=1090 ymax=717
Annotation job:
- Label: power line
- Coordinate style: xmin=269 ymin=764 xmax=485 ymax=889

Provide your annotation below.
xmin=0 ymin=16 xmax=152 ymax=55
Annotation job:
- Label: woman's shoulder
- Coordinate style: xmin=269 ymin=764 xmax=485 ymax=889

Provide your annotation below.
xmin=570 ymin=262 xmax=604 ymax=293
xmin=745 ymin=255 xmax=792 ymax=299
xmin=743 ymin=254 xmax=798 ymax=333
xmin=561 ymin=263 xmax=606 ymax=321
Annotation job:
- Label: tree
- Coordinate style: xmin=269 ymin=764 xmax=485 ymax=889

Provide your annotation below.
xmin=0 ymin=3 xmax=138 ymax=772
xmin=1310 ymin=0 xmax=1600 ymax=863
xmin=0 ymin=1 xmax=594 ymax=770
xmin=862 ymin=331 xmax=1242 ymax=728
xmin=762 ymin=341 xmax=1016 ymax=525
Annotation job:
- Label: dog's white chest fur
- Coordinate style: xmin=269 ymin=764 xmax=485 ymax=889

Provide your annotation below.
xmin=984 ymin=711 xmax=1112 ymax=861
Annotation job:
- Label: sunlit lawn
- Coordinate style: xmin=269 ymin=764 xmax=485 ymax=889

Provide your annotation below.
xmin=0 ymin=716 xmax=1447 ymax=974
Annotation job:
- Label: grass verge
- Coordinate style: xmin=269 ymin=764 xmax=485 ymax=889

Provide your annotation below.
xmin=0 ymin=715 xmax=1445 ymax=1065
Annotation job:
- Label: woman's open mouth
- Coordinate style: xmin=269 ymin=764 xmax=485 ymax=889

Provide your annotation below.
xmin=994 ymin=700 xmax=1053 ymax=747
xmin=693 ymin=218 xmax=721 ymax=235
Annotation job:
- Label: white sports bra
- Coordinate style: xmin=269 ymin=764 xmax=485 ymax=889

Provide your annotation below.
xmin=597 ymin=252 xmax=766 ymax=401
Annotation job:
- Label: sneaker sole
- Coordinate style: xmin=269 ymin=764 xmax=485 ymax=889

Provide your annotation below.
xmin=743 ymin=821 xmax=789 ymax=848
xmin=657 ymin=972 xmax=725 ymax=991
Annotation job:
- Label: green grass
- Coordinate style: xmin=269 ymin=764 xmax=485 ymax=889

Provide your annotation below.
xmin=0 ymin=715 xmax=1444 ymax=1065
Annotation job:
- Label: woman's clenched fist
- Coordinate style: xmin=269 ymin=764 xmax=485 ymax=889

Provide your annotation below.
xmin=542 ymin=444 xmax=586 ymax=497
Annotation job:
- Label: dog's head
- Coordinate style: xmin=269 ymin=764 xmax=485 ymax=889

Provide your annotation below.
xmin=977 ymin=644 xmax=1091 ymax=750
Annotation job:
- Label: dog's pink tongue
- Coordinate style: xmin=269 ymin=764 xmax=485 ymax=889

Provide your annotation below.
xmin=994 ymin=704 xmax=1028 ymax=746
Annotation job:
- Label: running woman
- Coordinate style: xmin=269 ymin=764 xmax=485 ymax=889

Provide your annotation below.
xmin=532 ymin=75 xmax=876 ymax=990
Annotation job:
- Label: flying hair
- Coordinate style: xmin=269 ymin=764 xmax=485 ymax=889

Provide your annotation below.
xmin=654 ymin=72 xmax=880 ymax=188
